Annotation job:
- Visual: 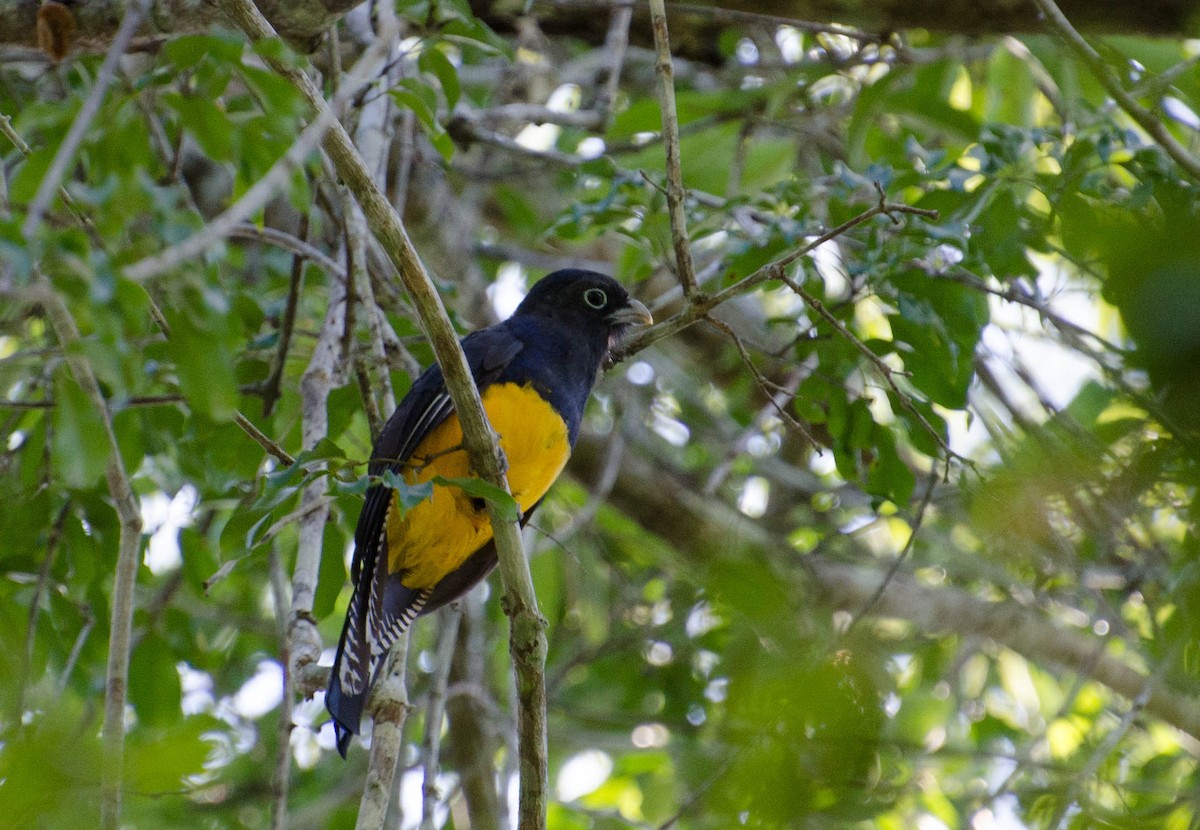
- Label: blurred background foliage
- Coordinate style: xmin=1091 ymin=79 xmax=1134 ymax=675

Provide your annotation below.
xmin=2 ymin=0 xmax=1200 ymax=827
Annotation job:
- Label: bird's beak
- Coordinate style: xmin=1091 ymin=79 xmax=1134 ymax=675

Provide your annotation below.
xmin=608 ymin=298 xmax=653 ymax=327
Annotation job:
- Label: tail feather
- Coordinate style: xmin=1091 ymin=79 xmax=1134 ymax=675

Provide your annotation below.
xmin=326 ymin=512 xmax=429 ymax=756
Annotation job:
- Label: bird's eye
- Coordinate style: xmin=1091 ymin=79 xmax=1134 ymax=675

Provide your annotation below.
xmin=583 ymin=287 xmax=608 ymax=309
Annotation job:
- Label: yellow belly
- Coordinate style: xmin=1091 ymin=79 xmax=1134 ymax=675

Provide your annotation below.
xmin=384 ymin=382 xmax=570 ymax=588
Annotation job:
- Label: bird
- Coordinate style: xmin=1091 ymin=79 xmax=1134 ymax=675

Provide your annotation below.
xmin=326 ymin=269 xmax=653 ymax=756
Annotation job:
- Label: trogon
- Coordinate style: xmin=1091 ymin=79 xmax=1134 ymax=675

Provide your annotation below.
xmin=326 ymin=269 xmax=652 ymax=756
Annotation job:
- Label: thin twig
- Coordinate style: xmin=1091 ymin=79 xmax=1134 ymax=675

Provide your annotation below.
xmin=421 ymin=608 xmax=463 ymax=830
xmin=703 ymin=366 xmax=807 ymax=497
xmin=846 ymin=466 xmax=939 ymax=631
xmin=554 ymin=412 xmax=627 ymax=539
xmin=55 ymin=604 xmax=95 ymax=696
xmin=703 ymin=317 xmax=817 ymax=447
xmin=229 ymin=221 xmax=346 ymax=280
xmin=614 ymin=187 xmax=938 ymax=360
xmin=19 ymin=501 xmax=70 ymax=718
xmin=269 ymin=547 xmax=294 ymax=830
xmin=261 ymin=217 xmax=309 ymax=418
xmin=594 ymin=3 xmax=634 ymax=124
xmin=22 ymin=0 xmax=148 ymax=239
xmin=1030 ymin=0 xmax=1200 ymax=182
xmin=33 ymin=283 xmax=143 ymax=830
xmin=647 ymin=0 xmax=697 ymax=296
xmin=233 ymin=411 xmax=296 ymax=467
xmin=781 ymin=273 xmax=962 ymax=462
xmin=447 ymin=110 xmax=586 ymax=166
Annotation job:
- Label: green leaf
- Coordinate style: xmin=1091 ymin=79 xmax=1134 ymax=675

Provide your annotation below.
xmin=166 ymin=305 xmax=238 ymax=422
xmin=313 ymin=521 xmax=347 ymax=620
xmin=379 ymin=471 xmax=434 ymax=511
xmin=419 ymin=47 xmax=461 ymax=109
xmin=129 ymin=633 xmax=183 ymax=728
xmin=50 ymin=369 xmax=110 ymax=489
xmin=163 ymin=92 xmax=235 ymax=162
xmin=162 ymin=33 xmax=243 ymax=70
xmin=432 ymin=475 xmax=520 ymax=521
xmin=126 ymin=715 xmax=224 ymax=792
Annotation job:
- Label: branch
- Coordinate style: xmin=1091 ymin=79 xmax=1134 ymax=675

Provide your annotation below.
xmin=421 ymin=608 xmax=463 ymax=830
xmin=288 ymin=263 xmax=347 ymax=688
xmin=123 ymin=25 xmax=397 ymax=282
xmin=1030 ymin=0 xmax=1200 ymax=182
xmin=443 ymin=595 xmax=506 ymax=829
xmin=572 ymin=432 xmax=1200 ymax=743
xmin=259 ymin=217 xmax=309 ymax=418
xmin=780 ymin=273 xmax=961 ymax=462
xmin=647 ymin=0 xmax=697 ymax=296
xmin=32 ymin=283 xmax=143 ymax=830
xmin=233 ymin=412 xmax=296 ymax=466
xmin=268 ymin=547 xmax=295 ymax=830
xmin=447 ymin=109 xmax=586 ymax=166
xmin=22 ymin=0 xmax=147 ymax=239
xmin=0 ymin=0 xmax=361 ymax=51
xmin=229 ymin=221 xmax=345 ymax=281
xmin=355 ymin=634 xmax=411 ymax=829
xmin=614 ymin=188 xmax=938 ymax=360
xmin=217 ymin=1 xmax=548 ymax=825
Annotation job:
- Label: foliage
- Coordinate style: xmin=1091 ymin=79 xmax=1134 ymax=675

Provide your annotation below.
xmin=2 ymin=4 xmax=1200 ymax=829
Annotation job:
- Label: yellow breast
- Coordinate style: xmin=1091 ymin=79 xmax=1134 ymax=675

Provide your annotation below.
xmin=384 ymin=382 xmax=571 ymax=588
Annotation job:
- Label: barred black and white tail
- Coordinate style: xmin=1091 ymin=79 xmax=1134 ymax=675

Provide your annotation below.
xmin=326 ymin=511 xmax=430 ymax=757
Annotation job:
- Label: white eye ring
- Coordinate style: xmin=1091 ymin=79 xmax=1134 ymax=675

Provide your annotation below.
xmin=583 ymin=287 xmax=608 ymax=309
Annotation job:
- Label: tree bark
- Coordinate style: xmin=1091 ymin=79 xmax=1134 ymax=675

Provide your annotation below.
xmin=0 ymin=0 xmax=359 ymax=52
xmin=7 ymin=0 xmax=1199 ymax=57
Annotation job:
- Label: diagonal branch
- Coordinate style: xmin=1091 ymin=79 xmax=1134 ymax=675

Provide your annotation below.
xmin=123 ymin=24 xmax=397 ymax=282
xmin=1030 ymin=0 xmax=1200 ymax=182
xmin=22 ymin=0 xmax=147 ymax=239
xmin=615 ymin=187 xmax=938 ymax=360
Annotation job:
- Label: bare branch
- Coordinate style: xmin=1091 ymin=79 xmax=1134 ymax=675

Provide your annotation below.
xmin=703 ymin=317 xmax=817 ymax=447
xmin=356 ymin=636 xmax=412 ymax=829
xmin=229 ymin=221 xmax=346 ymax=281
xmin=233 ymin=411 xmax=296 ymax=467
xmin=260 ymin=216 xmax=310 ymax=418
xmin=647 ymin=0 xmax=697 ymax=296
xmin=846 ymin=465 xmax=940 ymax=630
xmin=269 ymin=547 xmax=295 ymax=830
xmin=288 ymin=267 xmax=347 ymax=684
xmin=421 ymin=608 xmax=463 ymax=830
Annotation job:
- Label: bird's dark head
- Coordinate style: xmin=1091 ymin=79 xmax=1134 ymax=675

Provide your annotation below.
xmin=512 ymin=269 xmax=653 ymax=350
